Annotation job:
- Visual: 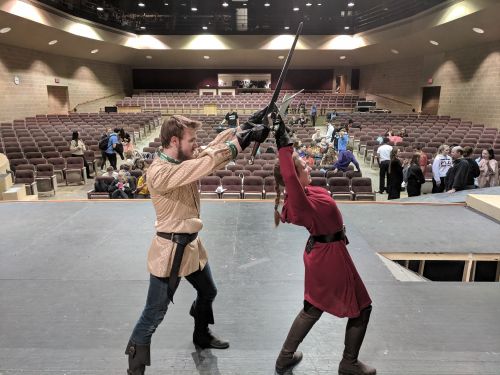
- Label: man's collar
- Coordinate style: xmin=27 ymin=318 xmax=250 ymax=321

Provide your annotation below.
xmin=158 ymin=150 xmax=181 ymax=164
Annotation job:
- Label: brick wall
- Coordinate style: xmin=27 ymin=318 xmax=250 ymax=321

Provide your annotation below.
xmin=359 ymin=40 xmax=500 ymax=129
xmin=0 ymin=43 xmax=132 ymax=123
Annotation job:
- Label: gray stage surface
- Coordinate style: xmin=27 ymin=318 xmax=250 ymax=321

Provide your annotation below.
xmin=1 ymin=201 xmax=499 ymax=375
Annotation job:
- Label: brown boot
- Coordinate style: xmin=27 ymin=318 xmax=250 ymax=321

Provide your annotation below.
xmin=275 ymin=305 xmax=323 ymax=374
xmin=338 ymin=306 xmax=376 ymax=375
xmin=125 ymin=340 xmax=150 ymax=375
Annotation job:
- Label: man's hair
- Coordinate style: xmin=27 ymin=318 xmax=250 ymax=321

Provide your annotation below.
xmin=462 ymin=146 xmax=473 ymax=157
xmin=160 ymin=115 xmax=201 ymax=148
xmin=347 ymin=145 xmax=353 ymax=152
xmin=452 ymin=146 xmax=464 ymax=155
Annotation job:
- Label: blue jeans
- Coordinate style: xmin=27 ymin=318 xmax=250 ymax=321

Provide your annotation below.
xmin=130 ymin=263 xmax=217 ymax=345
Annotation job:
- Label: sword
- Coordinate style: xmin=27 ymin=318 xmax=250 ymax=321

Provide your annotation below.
xmin=248 ymin=21 xmax=303 ymax=165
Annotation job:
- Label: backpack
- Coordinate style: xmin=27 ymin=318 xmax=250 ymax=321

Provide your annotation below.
xmin=98 ymin=135 xmax=110 ymax=151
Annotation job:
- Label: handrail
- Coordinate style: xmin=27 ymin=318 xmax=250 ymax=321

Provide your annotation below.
xmin=367 ymin=93 xmax=413 ymax=108
xmin=74 ymin=92 xmax=125 ymax=109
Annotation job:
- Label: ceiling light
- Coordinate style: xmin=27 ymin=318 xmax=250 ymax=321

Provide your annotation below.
xmin=473 ymin=27 xmax=484 ymax=34
xmin=264 ymin=2 xmax=270 ymax=6
xmin=391 ymin=49 xmax=399 ymax=54
xmin=140 ymin=26 xmax=146 ymax=30
xmin=0 ymin=27 xmax=11 ymax=34
xmin=293 ymin=7 xmax=299 ymax=11
xmin=222 ymin=1 xmax=228 ymax=7
xmin=278 ymin=55 xmax=284 ymax=59
xmin=430 ymin=40 xmax=439 ymax=45
xmin=48 ymin=40 xmax=58 ymax=45
xmin=339 ymin=55 xmax=346 ymax=60
xmin=91 ymin=49 xmax=99 ymax=54
xmin=243 ymin=2 xmax=247 ymax=5
xmin=317 ymin=3 xmax=322 ymax=5
xmin=344 ymin=26 xmax=350 ymax=30
xmin=202 ymin=26 xmax=207 ymax=30
xmin=191 ymin=7 xmax=198 ymax=11
xmin=146 ymin=55 xmax=152 ymax=59
xmin=164 ymin=2 xmax=169 ymax=5
xmin=138 ymin=2 xmax=145 ymax=7
xmin=203 ymin=55 xmax=210 ymax=59
xmin=284 ymin=26 xmax=290 ymax=30
xmin=96 ymin=6 xmax=104 ymax=11
xmin=306 ymin=2 xmax=312 ymax=6
xmin=347 ymin=2 xmax=355 ymax=7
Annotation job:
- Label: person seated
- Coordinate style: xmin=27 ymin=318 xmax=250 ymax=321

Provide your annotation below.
xmin=320 ymin=146 xmax=337 ymax=168
xmin=332 ymin=145 xmax=360 ymax=173
xmin=102 ymin=166 xmax=118 ymax=179
xmin=288 ymin=116 xmax=298 ymax=126
xmin=134 ymin=167 xmax=150 ymax=199
xmin=109 ymin=171 xmax=135 ymax=199
xmin=298 ymin=114 xmax=308 ymax=127
xmin=312 ymin=129 xmax=322 ymax=142
xmin=388 ymin=131 xmax=403 ymax=145
xmin=133 ymin=158 xmax=146 ymax=171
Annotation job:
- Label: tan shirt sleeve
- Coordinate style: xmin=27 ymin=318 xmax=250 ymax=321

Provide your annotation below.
xmin=149 ymin=143 xmax=233 ymax=194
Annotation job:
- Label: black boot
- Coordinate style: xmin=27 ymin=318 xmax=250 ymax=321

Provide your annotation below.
xmin=190 ymin=302 xmax=229 ymax=349
xmin=338 ymin=306 xmax=376 ymax=375
xmin=275 ymin=305 xmax=323 ymax=374
xmin=125 ymin=340 xmax=150 ymax=375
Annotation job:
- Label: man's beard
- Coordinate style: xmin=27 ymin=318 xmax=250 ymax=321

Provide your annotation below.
xmin=177 ymin=144 xmax=189 ymax=161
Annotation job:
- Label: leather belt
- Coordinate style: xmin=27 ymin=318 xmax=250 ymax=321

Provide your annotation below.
xmin=305 ymin=226 xmax=349 ymax=253
xmin=156 ymin=231 xmax=198 ymax=303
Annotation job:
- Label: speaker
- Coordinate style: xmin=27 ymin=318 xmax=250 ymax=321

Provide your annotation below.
xmin=351 ymin=69 xmax=360 ymax=90
xmin=105 ymin=106 xmax=117 ymax=113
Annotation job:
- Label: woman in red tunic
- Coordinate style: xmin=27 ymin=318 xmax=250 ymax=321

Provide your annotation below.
xmin=273 ymin=120 xmax=376 ymax=375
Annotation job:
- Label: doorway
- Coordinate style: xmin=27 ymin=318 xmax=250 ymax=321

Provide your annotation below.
xmin=421 ymin=86 xmax=441 ymax=115
xmin=335 ymin=75 xmax=346 ymax=94
xmin=47 ymin=86 xmax=69 ymax=114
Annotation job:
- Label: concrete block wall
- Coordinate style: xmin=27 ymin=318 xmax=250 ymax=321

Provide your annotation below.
xmin=0 ymin=43 xmax=132 ymax=123
xmin=359 ymin=40 xmax=500 ymax=129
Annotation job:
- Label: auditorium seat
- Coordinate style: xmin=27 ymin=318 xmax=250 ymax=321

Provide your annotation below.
xmin=14 ymin=169 xmax=37 ymax=195
xmin=36 ymin=164 xmax=57 ymax=195
xmin=242 ymin=176 xmax=264 ymax=199
xmin=351 ymin=178 xmax=376 ymax=201
xmin=199 ymin=176 xmax=221 ymax=199
xmin=215 ymin=170 xmax=232 ymax=178
xmin=328 ymin=177 xmax=353 ymax=201
xmin=65 ymin=157 xmax=86 ymax=185
xmin=220 ymin=176 xmax=243 ymax=199
xmin=310 ymin=177 xmax=328 ymax=191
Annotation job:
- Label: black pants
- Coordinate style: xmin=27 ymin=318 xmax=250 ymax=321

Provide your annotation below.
xmin=432 ymin=177 xmax=446 ymax=193
xmin=379 ymin=160 xmax=390 ymax=193
xmin=71 ymin=154 xmax=91 ymax=178
xmin=130 ymin=263 xmax=217 ymax=345
xmin=106 ymin=152 xmax=117 ymax=170
xmin=311 ymin=115 xmax=316 ymax=127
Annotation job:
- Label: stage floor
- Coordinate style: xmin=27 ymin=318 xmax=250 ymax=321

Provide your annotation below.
xmin=1 ymin=200 xmax=499 ymax=375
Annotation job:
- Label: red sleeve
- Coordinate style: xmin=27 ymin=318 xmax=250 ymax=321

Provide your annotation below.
xmin=278 ymin=146 xmax=313 ymax=227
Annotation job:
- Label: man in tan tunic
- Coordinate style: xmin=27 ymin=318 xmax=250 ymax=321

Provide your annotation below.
xmin=125 ymin=114 xmax=269 ymax=375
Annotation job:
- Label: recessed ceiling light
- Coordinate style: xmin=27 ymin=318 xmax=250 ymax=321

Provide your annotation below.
xmin=146 ymin=55 xmax=152 ymax=59
xmin=391 ymin=49 xmax=399 ymax=54
xmin=164 ymin=2 xmax=169 ymax=5
xmin=278 ymin=55 xmax=284 ymax=59
xmin=191 ymin=7 xmax=197 ymax=11
xmin=430 ymin=40 xmax=439 ymax=45
xmin=203 ymin=55 xmax=210 ymax=59
xmin=306 ymin=2 xmax=312 ymax=6
xmin=0 ymin=27 xmax=11 ymax=34
xmin=140 ymin=26 xmax=146 ymax=30
xmin=348 ymin=2 xmax=355 ymax=7
xmin=317 ymin=3 xmax=322 ymax=5
xmin=222 ymin=1 xmax=228 ymax=7
xmin=96 ymin=6 xmax=103 ymax=11
xmin=339 ymin=55 xmax=346 ymax=60
xmin=48 ymin=40 xmax=58 ymax=45
xmin=344 ymin=26 xmax=350 ymax=30
xmin=138 ymin=2 xmax=145 ymax=7
xmin=473 ymin=27 xmax=484 ymax=34
xmin=91 ymin=49 xmax=99 ymax=54
xmin=293 ymin=7 xmax=299 ymax=11
xmin=202 ymin=26 xmax=207 ymax=30
xmin=264 ymin=2 xmax=270 ymax=6
xmin=243 ymin=2 xmax=247 ymax=5
xmin=284 ymin=26 xmax=290 ymax=30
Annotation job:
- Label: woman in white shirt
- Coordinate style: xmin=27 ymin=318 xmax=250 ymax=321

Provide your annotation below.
xmin=431 ymin=144 xmax=452 ymax=193
xmin=70 ymin=131 xmax=92 ymax=178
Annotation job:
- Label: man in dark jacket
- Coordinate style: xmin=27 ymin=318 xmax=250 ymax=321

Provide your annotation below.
xmin=462 ymin=146 xmax=480 ymax=189
xmin=445 ymin=146 xmax=470 ymax=193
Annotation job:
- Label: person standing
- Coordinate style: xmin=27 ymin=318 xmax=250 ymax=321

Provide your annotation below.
xmin=222 ymin=108 xmax=239 ymax=128
xmin=387 ymin=148 xmax=403 ymax=200
xmin=431 ymin=144 xmax=452 ymax=193
xmin=376 ymin=138 xmax=392 ymax=194
xmin=462 ymin=146 xmax=480 ymax=189
xmin=406 ymin=154 xmax=426 ymax=197
xmin=105 ymin=128 xmax=119 ymax=170
xmin=70 ymin=130 xmax=92 ymax=178
xmin=337 ymin=129 xmax=349 ymax=152
xmin=477 ymin=149 xmax=498 ymax=188
xmin=445 ymin=146 xmax=470 ymax=193
xmin=272 ymin=118 xmax=375 ymax=375
xmin=310 ymin=104 xmax=317 ymax=127
xmin=125 ymin=112 xmax=269 ymax=375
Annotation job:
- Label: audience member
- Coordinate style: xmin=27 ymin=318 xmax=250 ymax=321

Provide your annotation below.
xmin=310 ymin=104 xmax=317 ymax=127
xmin=325 ymin=122 xmax=335 ymax=143
xmin=298 ymin=113 xmax=307 ymax=127
xmin=102 ymin=166 xmax=118 ymax=178
xmin=133 ymin=158 xmax=146 ymax=171
xmin=477 ymin=149 xmax=498 ymax=188
xmin=406 ymin=154 xmax=426 ymax=197
xmin=332 ymin=145 xmax=360 ymax=173
xmin=462 ymin=146 xmax=480 ymax=189
xmin=70 ymin=130 xmax=91 ymax=178
xmin=312 ymin=129 xmax=322 ymax=142
xmin=336 ymin=129 xmax=349 ymax=152
xmin=103 ymin=128 xmax=119 ymax=170
xmin=320 ymin=147 xmax=337 ymax=167
xmin=431 ymin=144 xmax=452 ymax=193
xmin=376 ymin=138 xmax=393 ymax=194
xmin=413 ymin=144 xmax=428 ymax=173
xmin=222 ymin=108 xmax=239 ymax=128
xmin=113 ymin=127 xmax=125 ymax=160
xmin=387 ymin=148 xmax=404 ymax=200
xmin=134 ymin=167 xmax=150 ymax=199
xmin=445 ymin=146 xmax=470 ymax=193
xmin=109 ymin=171 xmax=135 ymax=199
xmin=119 ymin=128 xmax=134 ymax=159
xmin=388 ymin=131 xmax=402 ymax=145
